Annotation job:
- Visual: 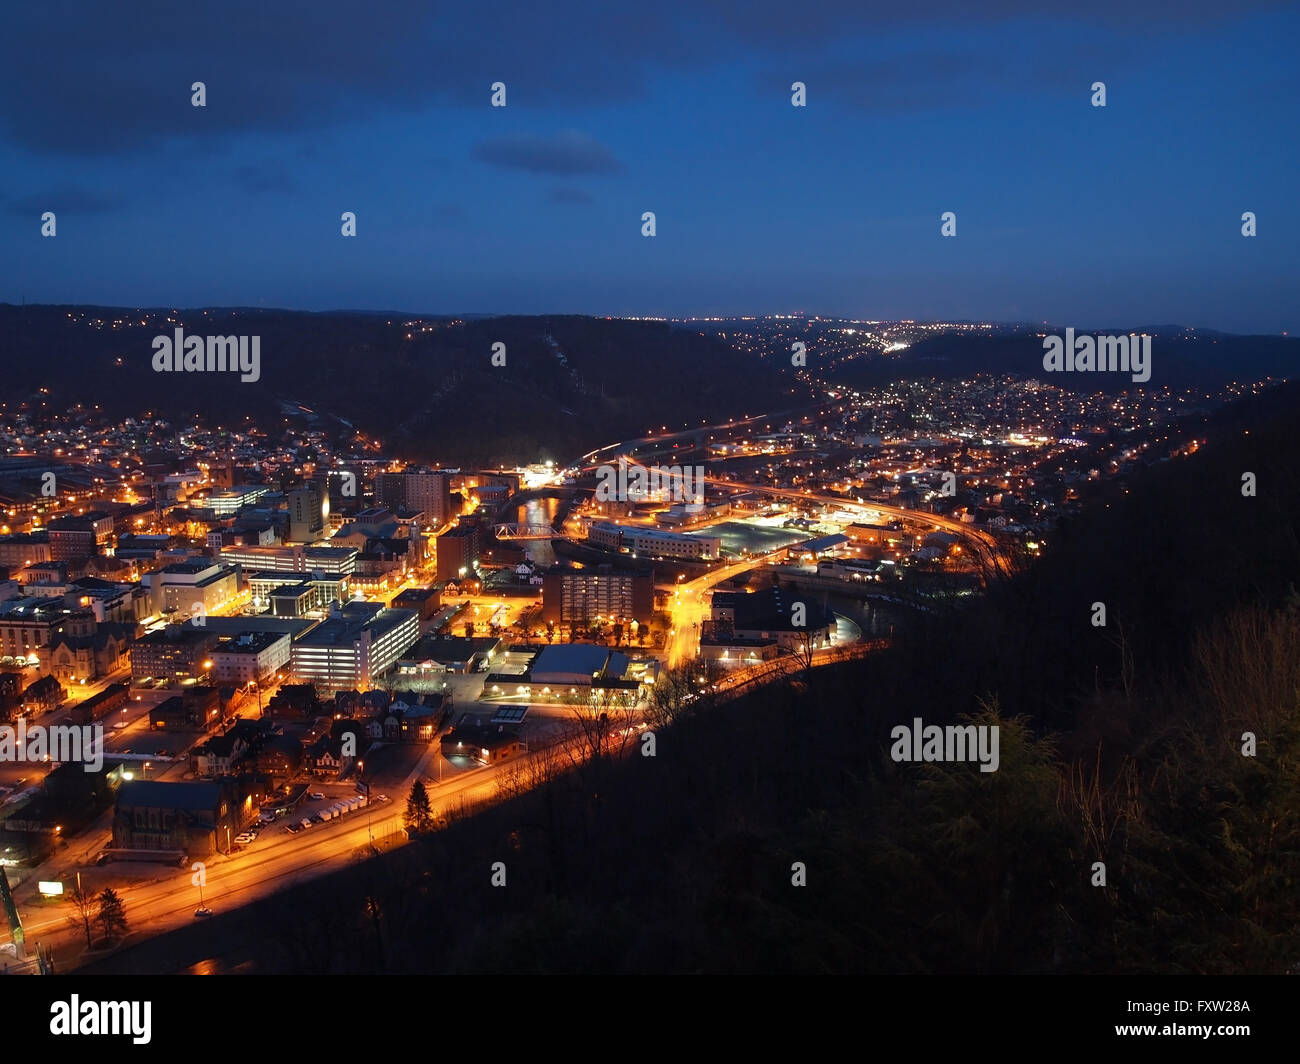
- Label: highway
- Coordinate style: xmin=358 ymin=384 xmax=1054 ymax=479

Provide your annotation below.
xmin=574 ymin=407 xmax=811 ymax=468
xmin=702 ymin=477 xmax=1010 ymax=579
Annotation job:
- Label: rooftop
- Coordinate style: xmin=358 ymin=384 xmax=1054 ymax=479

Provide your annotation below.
xmin=296 ymin=604 xmax=416 ymax=646
xmin=117 ymin=779 xmax=223 ymax=811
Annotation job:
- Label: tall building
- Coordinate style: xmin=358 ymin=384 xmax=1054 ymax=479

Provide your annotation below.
xmin=376 ymin=470 xmax=453 ymax=526
xmin=287 ymin=483 xmax=329 ymax=543
xmin=290 ymin=602 xmax=420 ymax=690
xmin=542 ymin=565 xmax=653 ymax=626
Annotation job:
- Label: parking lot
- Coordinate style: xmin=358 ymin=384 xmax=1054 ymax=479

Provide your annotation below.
xmin=232 ymin=786 xmax=391 ymax=848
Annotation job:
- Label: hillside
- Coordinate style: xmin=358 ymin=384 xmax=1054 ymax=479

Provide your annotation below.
xmin=0 ymin=306 xmax=805 ymax=466
xmin=824 ymin=327 xmax=1300 ymax=393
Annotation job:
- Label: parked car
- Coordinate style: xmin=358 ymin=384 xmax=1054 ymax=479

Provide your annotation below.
xmin=285 ymin=823 xmax=301 ymax=834
xmin=194 ymin=906 xmax=213 ymax=918
xmin=300 ymin=817 xmax=313 ymax=830
xmin=308 ymin=792 xmax=326 ymax=800
xmin=234 ymin=833 xmax=254 ymax=845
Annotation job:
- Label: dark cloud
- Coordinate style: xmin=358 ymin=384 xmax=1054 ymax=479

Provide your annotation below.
xmin=2 ymin=187 xmax=125 ymax=216
xmin=472 ymin=132 xmax=622 ymax=176
xmin=701 ymin=0 xmax=1291 ymax=45
xmin=3 ymin=1 xmax=1281 ymax=158
xmin=548 ymin=186 xmax=595 ymax=205
xmin=0 ymin=2 xmax=687 ymax=157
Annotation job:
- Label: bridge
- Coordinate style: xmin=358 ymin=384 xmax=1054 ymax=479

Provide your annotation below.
xmin=493 ymin=524 xmax=559 ymax=540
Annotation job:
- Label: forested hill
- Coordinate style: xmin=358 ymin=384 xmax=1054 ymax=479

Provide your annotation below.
xmin=0 ymin=306 xmax=804 ymax=466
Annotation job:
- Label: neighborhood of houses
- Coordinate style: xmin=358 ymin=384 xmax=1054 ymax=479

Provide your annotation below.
xmin=106 ymin=683 xmax=457 ymax=859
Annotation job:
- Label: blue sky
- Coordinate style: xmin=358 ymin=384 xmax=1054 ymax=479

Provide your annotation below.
xmin=2 ymin=1 xmax=1296 ymax=331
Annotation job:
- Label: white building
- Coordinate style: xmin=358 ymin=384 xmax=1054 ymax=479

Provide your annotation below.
xmin=585 ymin=521 xmax=721 ymax=560
xmin=290 ymin=603 xmax=419 ymax=690
xmin=220 ymin=544 xmax=358 ymax=577
xmin=210 ymin=630 xmax=292 ymax=684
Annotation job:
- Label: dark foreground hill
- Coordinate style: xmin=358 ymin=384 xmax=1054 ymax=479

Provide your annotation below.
xmin=0 ymin=306 xmax=804 ymax=465
xmin=80 ymin=382 xmax=1300 ymax=974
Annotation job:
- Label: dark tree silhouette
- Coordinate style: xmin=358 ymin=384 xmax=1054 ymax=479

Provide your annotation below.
xmin=96 ymin=888 xmax=128 ymax=944
xmin=404 ymin=781 xmax=434 ymax=835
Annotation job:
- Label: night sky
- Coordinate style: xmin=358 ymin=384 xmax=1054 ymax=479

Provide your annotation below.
xmin=2 ymin=1 xmax=1296 ymax=332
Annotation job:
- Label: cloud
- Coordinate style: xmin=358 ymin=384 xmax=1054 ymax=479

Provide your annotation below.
xmin=0 ymin=1 xmax=1287 ymax=157
xmin=2 ymin=187 xmax=125 ymax=216
xmin=472 ymin=131 xmax=623 ymax=176
xmin=0 ymin=2 xmax=682 ymax=157
xmin=548 ymin=186 xmax=595 ymax=205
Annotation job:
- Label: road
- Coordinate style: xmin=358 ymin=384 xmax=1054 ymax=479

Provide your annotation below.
xmin=15 ymin=738 xmax=521 ymax=965
xmin=13 ymin=628 xmax=893 ymax=967
xmin=574 ymin=406 xmax=812 ymax=468
xmin=664 ymin=547 xmax=793 ymax=669
xmin=703 ymin=477 xmax=1008 ymax=575
xmin=709 ymin=639 xmax=888 ymax=697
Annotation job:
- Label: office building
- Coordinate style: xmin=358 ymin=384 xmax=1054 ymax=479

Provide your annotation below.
xmin=220 ymin=544 xmax=357 ymax=578
xmin=290 ymin=602 xmax=420 ymax=690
